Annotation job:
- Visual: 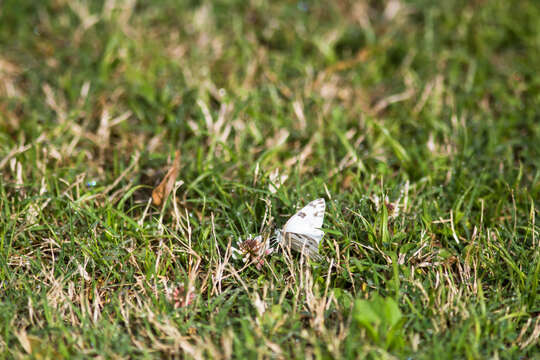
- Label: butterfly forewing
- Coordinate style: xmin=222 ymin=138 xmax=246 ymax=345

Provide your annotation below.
xmin=281 ymin=198 xmax=326 ymax=260
xmin=283 ymin=198 xmax=325 ymax=238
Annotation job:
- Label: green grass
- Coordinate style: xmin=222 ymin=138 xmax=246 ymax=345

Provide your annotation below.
xmin=1 ymin=0 xmax=539 ymax=358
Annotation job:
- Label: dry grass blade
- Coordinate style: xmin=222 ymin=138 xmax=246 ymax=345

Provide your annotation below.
xmin=152 ymin=150 xmax=181 ymax=207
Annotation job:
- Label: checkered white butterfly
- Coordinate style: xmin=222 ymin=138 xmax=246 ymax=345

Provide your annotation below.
xmin=276 ymin=198 xmax=325 ymax=261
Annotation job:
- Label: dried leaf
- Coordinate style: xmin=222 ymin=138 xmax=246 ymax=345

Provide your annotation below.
xmin=152 ymin=150 xmax=181 ymax=207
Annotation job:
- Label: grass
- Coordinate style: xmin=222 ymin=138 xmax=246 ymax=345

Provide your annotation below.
xmin=1 ymin=0 xmax=539 ymax=358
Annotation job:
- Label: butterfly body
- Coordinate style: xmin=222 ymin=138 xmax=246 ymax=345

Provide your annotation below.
xmin=277 ymin=198 xmax=325 ymax=260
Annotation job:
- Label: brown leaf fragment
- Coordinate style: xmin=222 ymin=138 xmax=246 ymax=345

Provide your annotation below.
xmin=152 ymin=150 xmax=181 ymax=207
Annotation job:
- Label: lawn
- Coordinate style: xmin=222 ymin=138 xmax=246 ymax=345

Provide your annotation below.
xmin=1 ymin=0 xmax=539 ymax=358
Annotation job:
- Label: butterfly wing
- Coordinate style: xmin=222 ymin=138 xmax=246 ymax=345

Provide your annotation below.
xmin=281 ymin=198 xmax=325 ymax=259
xmin=285 ymin=233 xmax=323 ymax=261
xmin=283 ymin=198 xmax=325 ymax=240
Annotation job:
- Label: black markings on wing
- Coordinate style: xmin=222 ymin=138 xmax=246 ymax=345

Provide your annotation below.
xmin=283 ymin=198 xmax=326 ymax=234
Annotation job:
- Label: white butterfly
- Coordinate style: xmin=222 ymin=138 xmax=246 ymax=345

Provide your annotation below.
xmin=276 ymin=198 xmax=326 ymax=261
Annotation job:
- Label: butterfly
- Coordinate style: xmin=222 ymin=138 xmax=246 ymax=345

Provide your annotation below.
xmin=276 ymin=198 xmax=326 ymax=261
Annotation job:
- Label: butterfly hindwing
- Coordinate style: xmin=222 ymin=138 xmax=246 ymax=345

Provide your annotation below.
xmin=285 ymin=233 xmax=322 ymax=261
